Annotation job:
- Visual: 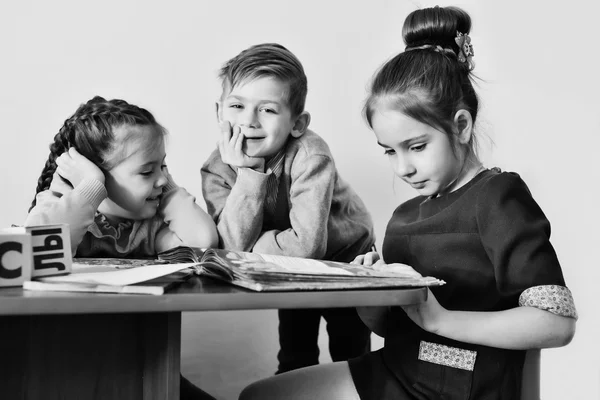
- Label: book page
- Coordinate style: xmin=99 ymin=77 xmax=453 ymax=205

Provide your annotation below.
xmin=255 ymin=254 xmax=354 ymax=276
xmin=39 ymin=262 xmax=198 ymax=286
xmin=70 ymin=258 xmax=169 ymax=274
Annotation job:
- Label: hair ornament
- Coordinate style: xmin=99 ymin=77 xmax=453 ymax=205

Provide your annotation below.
xmin=455 ymin=31 xmax=474 ymax=66
xmin=404 ymin=44 xmax=456 ymax=57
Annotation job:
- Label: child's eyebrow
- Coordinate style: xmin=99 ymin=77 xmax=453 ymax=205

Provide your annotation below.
xmin=226 ymin=94 xmax=283 ymax=106
xmin=377 ymin=134 xmax=429 ymax=147
xmin=140 ymin=155 xmax=166 ymax=167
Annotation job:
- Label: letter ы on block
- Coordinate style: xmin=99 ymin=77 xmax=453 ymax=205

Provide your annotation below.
xmin=25 ymin=224 xmax=72 ymax=278
xmin=0 ymin=227 xmax=32 ymax=287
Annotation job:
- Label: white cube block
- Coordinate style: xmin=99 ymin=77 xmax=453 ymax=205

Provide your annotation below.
xmin=0 ymin=227 xmax=32 ymax=287
xmin=25 ymin=224 xmax=72 ymax=278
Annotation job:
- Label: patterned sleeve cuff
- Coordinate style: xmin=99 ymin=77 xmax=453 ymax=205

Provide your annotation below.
xmin=519 ymin=285 xmax=578 ymax=319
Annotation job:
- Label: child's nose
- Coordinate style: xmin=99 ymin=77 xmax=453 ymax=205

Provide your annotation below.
xmin=394 ymin=156 xmax=415 ymax=178
xmin=155 ymin=171 xmax=168 ymax=187
xmin=238 ymin=108 xmax=259 ymax=128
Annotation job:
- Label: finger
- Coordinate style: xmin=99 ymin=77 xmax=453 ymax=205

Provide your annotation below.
xmin=230 ymin=125 xmax=241 ymax=144
xmin=364 ymin=251 xmax=380 ymax=266
xmin=55 ymin=166 xmax=66 ymax=179
xmin=68 ymin=147 xmax=80 ymax=157
xmin=55 ymin=153 xmax=69 ymax=166
xmin=351 ymin=255 xmax=365 ymax=265
xmin=234 ymin=132 xmax=244 ymax=154
xmin=220 ymin=121 xmax=232 ymax=141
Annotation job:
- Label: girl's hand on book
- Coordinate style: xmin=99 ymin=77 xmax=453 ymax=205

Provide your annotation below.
xmin=55 ymin=147 xmax=105 ymax=187
xmin=351 ymin=251 xmax=381 ymax=266
xmin=218 ymin=121 xmax=265 ymax=172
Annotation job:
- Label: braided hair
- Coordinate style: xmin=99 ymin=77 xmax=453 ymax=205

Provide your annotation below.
xmin=29 ymin=96 xmax=164 ymax=211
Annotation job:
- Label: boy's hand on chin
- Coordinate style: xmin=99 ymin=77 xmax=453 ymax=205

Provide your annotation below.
xmin=218 ymin=121 xmax=265 ymax=172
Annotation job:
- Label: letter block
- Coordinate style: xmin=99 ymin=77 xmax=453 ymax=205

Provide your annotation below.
xmin=0 ymin=227 xmax=32 ymax=287
xmin=25 ymin=224 xmax=72 ymax=278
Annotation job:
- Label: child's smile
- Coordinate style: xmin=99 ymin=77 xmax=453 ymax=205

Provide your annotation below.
xmin=221 ymin=77 xmax=296 ymax=160
xmin=98 ymin=126 xmax=169 ymax=220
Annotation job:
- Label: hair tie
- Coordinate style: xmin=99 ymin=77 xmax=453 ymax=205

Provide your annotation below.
xmin=455 ymin=31 xmax=474 ymax=68
xmin=404 ymin=44 xmax=456 ymax=57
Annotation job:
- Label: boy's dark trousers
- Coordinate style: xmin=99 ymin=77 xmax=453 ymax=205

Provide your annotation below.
xmin=276 ymin=307 xmax=371 ymax=374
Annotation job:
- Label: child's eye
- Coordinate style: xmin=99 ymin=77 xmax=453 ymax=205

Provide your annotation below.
xmin=229 ymin=104 xmax=243 ymax=109
xmin=383 ymin=148 xmax=396 ymax=156
xmin=140 ymin=171 xmax=153 ymax=176
xmin=410 ymin=144 xmax=426 ymax=152
xmin=260 ymin=108 xmax=276 ymax=114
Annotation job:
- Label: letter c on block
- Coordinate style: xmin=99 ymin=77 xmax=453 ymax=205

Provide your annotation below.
xmin=0 ymin=242 xmax=23 ymax=279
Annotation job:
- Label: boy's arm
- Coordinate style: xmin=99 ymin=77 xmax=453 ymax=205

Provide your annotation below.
xmin=155 ymin=173 xmax=219 ymax=253
xmin=25 ymin=174 xmax=107 ymax=254
xmin=252 ymin=154 xmax=334 ymax=259
xmin=201 ymin=153 xmax=269 ymax=251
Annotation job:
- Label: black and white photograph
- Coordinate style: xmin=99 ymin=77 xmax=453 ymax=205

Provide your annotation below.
xmin=0 ymin=0 xmax=598 ymax=399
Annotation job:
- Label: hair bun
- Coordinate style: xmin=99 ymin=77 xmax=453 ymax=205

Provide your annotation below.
xmin=402 ymin=6 xmax=471 ymax=50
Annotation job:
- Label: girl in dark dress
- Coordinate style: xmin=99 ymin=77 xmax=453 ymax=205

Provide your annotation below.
xmin=238 ymin=5 xmax=577 ymax=400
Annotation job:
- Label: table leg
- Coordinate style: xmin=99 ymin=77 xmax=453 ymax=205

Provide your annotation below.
xmin=0 ymin=312 xmax=181 ymax=400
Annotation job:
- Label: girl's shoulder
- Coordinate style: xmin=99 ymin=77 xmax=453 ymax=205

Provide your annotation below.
xmin=474 ymin=168 xmax=550 ymax=228
xmin=477 ymin=167 xmax=534 ymax=203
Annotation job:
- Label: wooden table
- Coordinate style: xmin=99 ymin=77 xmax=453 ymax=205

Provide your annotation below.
xmin=0 ymin=276 xmax=426 ymax=400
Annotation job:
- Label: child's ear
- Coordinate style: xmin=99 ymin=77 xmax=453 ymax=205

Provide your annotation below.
xmin=453 ymin=109 xmax=473 ymax=145
xmin=215 ymin=101 xmax=223 ymax=123
xmin=291 ymin=111 xmax=311 ymax=138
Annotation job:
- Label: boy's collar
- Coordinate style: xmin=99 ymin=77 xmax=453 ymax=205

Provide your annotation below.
xmin=265 ymin=150 xmax=286 ymax=179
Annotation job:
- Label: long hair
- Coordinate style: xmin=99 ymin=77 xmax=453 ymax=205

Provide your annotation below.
xmin=29 ymin=96 xmax=164 ymax=211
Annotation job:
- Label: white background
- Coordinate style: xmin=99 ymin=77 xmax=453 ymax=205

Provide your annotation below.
xmin=1 ymin=1 xmax=599 ymax=399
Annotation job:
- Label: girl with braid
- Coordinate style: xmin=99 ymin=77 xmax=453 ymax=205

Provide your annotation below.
xmin=240 ymin=6 xmax=577 ymax=400
xmin=25 ymin=96 xmax=218 ymax=400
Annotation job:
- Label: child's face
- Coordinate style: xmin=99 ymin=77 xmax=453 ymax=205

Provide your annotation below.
xmin=220 ymin=77 xmax=296 ymax=160
xmin=371 ymin=107 xmax=466 ymax=197
xmin=98 ymin=126 xmax=168 ymax=221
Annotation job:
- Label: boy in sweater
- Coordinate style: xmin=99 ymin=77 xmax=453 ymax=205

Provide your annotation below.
xmin=201 ymin=43 xmax=374 ymax=373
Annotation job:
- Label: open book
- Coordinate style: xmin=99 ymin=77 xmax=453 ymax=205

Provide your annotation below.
xmin=23 ymin=254 xmax=198 ymax=296
xmin=23 ymin=247 xmax=445 ymax=295
xmin=189 ymin=247 xmax=445 ymax=292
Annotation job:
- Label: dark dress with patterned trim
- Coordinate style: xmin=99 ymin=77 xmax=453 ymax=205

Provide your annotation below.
xmin=348 ymin=168 xmax=577 ymax=400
